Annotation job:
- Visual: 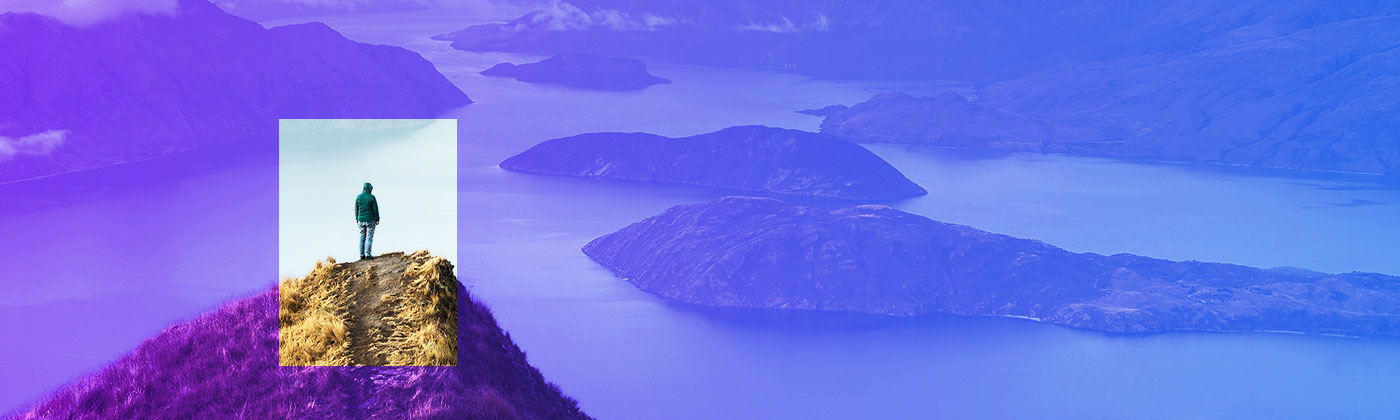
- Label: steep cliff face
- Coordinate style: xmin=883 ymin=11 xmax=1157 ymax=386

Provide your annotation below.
xmin=584 ymin=196 xmax=1400 ymax=336
xmin=481 ymin=54 xmax=671 ymax=90
xmin=500 ymin=125 xmax=927 ymax=200
xmin=0 ymin=0 xmax=471 ymax=183
xmin=9 ymin=252 xmax=590 ymax=420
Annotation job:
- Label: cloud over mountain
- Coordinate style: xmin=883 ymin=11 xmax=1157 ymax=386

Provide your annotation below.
xmin=0 ymin=0 xmax=178 ymax=25
xmin=0 ymin=130 xmax=66 ymax=160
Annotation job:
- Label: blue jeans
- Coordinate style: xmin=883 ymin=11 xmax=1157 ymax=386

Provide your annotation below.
xmin=358 ymin=221 xmax=376 ymax=256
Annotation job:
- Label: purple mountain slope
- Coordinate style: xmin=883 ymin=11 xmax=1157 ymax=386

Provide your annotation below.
xmin=584 ymin=196 xmax=1400 ymax=337
xmin=499 ymin=125 xmax=927 ymax=200
xmin=481 ymin=54 xmax=671 ymax=90
xmin=7 ymin=282 xmax=589 ymax=420
xmin=0 ymin=0 xmax=470 ymax=183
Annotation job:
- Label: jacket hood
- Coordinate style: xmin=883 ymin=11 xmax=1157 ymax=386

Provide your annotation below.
xmin=362 ymin=182 xmax=373 ymax=193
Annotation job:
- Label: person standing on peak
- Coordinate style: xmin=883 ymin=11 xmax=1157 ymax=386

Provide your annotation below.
xmin=355 ymin=182 xmax=380 ymax=260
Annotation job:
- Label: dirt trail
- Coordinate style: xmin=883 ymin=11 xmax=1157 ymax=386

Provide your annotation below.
xmin=278 ymin=251 xmax=457 ymax=366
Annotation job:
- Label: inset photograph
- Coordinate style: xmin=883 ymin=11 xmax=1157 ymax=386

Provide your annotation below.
xmin=277 ymin=119 xmax=457 ymax=366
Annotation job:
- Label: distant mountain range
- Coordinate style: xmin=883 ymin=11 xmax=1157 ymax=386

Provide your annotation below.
xmin=442 ymin=0 xmax=1400 ymax=81
xmin=815 ymin=14 xmax=1400 ymax=175
xmin=211 ymin=0 xmax=434 ymax=21
xmin=500 ymin=125 xmax=927 ymax=200
xmin=585 ymin=196 xmax=1400 ymax=337
xmin=971 ymin=13 xmax=1400 ymax=175
xmin=0 ymin=0 xmax=470 ymax=183
xmin=446 ymin=1 xmax=1400 ymax=174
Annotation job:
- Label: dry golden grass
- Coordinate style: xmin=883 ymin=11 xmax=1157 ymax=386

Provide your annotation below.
xmin=278 ymin=258 xmax=353 ymax=365
xmin=278 ymin=252 xmax=456 ymax=366
xmin=379 ymin=251 xmax=457 ymax=366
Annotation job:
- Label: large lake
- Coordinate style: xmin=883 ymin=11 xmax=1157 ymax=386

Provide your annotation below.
xmin=2 ymin=11 xmax=1398 ymax=419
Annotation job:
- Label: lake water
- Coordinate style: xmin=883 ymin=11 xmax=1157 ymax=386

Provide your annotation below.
xmin=3 ymin=10 xmax=1399 ymax=419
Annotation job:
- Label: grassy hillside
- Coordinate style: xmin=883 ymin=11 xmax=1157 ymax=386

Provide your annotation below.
xmin=9 ymin=253 xmax=590 ymax=420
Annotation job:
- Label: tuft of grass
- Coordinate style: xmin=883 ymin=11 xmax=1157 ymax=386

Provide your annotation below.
xmin=277 ymin=308 xmax=349 ymax=365
xmin=278 ymin=258 xmax=352 ymax=366
xmin=380 ymin=251 xmax=458 ymax=366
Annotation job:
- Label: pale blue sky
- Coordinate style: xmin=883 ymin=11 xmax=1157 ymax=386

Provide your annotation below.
xmin=278 ymin=119 xmax=457 ymax=278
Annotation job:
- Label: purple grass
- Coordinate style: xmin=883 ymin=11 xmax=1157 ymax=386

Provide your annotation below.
xmin=8 ymin=283 xmax=589 ymax=420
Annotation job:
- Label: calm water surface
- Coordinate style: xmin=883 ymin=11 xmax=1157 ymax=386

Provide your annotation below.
xmin=2 ymin=11 xmax=1398 ymax=419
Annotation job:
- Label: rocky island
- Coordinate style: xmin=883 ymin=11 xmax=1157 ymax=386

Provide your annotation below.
xmin=500 ymin=125 xmax=927 ymax=200
xmin=9 ymin=252 xmax=590 ymax=419
xmin=583 ymin=196 xmax=1400 ymax=337
xmin=480 ymin=53 xmax=671 ymax=90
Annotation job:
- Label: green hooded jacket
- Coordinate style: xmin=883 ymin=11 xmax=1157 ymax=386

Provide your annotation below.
xmin=355 ymin=182 xmax=380 ymax=223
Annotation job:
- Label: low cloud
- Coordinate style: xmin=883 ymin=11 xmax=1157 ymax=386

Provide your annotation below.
xmin=514 ymin=1 xmax=673 ymax=31
xmin=0 ymin=0 xmax=178 ymax=26
xmin=214 ymin=0 xmax=436 ymax=11
xmin=0 ymin=130 xmax=68 ymax=160
xmin=736 ymin=13 xmax=830 ymax=33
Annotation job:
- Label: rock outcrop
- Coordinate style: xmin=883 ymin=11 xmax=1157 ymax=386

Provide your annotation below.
xmin=481 ymin=54 xmax=670 ymax=90
xmin=584 ymin=196 xmax=1400 ymax=337
xmin=500 ymin=125 xmax=927 ymax=200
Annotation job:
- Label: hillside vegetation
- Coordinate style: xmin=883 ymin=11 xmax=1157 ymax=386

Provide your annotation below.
xmin=10 ymin=252 xmax=590 ymax=420
xmin=278 ymin=251 xmax=457 ymax=366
